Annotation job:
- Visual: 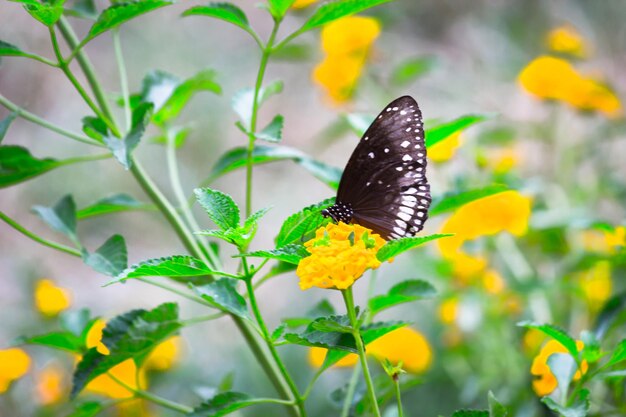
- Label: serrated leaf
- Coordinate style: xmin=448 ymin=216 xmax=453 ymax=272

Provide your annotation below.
xmin=0 ymin=145 xmax=65 ymax=188
xmin=376 ymin=234 xmax=453 ymax=262
xmin=391 ymin=56 xmax=436 ymax=86
xmin=368 ymin=279 xmax=436 ymax=316
xmin=32 ymin=194 xmax=78 ymax=242
xmin=108 ymin=256 xmax=221 ymax=285
xmin=271 ymin=324 xmax=287 ymax=341
xmin=17 ymin=331 xmax=84 ymax=353
xmin=83 ymin=234 xmax=128 ymax=277
xmin=312 ymin=317 xmax=353 ymax=333
xmin=81 ymin=116 xmax=108 ymax=142
xmin=208 ymin=145 xmax=341 ymax=189
xmin=103 ymin=103 xmax=152 ymax=169
xmin=21 ymin=0 xmax=65 ymax=26
xmin=517 ymin=321 xmax=579 ymax=361
xmin=451 ymin=411 xmax=489 ymax=417
xmin=299 ymin=0 xmax=393 ymax=32
xmin=488 ymin=391 xmax=508 ymax=417
xmin=541 ymin=389 xmax=589 ymax=417
xmin=182 ymin=3 xmax=250 ymax=31
xmin=425 ymin=114 xmax=487 ymax=147
xmin=267 ymin=0 xmax=295 ymax=19
xmin=429 ymin=185 xmax=509 ymax=216
xmin=77 ymin=193 xmax=148 ymax=219
xmin=195 ymin=187 xmax=240 ymax=230
xmin=255 ymin=114 xmax=283 ymax=143
xmin=276 ymin=197 xmax=334 ymax=247
xmin=284 ymin=314 xmax=357 ymax=352
xmin=237 ymin=244 xmax=309 ymax=265
xmin=87 ymin=0 xmax=173 ymax=40
xmin=189 ymin=391 xmax=255 ymax=417
xmin=71 ymin=303 xmax=181 ymax=397
xmin=191 ymin=279 xmax=249 ymax=319
xmin=607 ymin=339 xmax=626 ymax=368
xmin=232 ymin=81 xmax=283 ymax=128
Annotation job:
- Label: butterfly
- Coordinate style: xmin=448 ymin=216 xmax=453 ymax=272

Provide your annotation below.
xmin=322 ymin=96 xmax=431 ymax=240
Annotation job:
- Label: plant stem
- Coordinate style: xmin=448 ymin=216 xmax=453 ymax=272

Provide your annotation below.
xmin=242 ymin=258 xmax=306 ymax=417
xmin=245 ymin=22 xmax=280 ymax=217
xmin=342 ymin=287 xmax=381 ymax=417
xmin=0 ymin=94 xmax=102 ymax=146
xmin=0 ymin=211 xmax=81 ymax=257
xmin=60 ymin=153 xmax=113 ymax=166
xmin=394 ymin=376 xmax=404 ymax=417
xmin=135 ymin=277 xmax=210 ymax=306
xmin=112 ymin=28 xmax=132 ymax=132
xmin=180 ymin=312 xmax=225 ymax=326
xmin=340 ymin=364 xmax=362 ymax=417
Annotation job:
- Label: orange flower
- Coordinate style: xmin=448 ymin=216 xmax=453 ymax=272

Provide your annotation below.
xmin=531 ymin=339 xmax=587 ymax=396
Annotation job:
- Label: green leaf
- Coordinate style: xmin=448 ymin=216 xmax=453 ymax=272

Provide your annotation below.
xmin=208 ymin=145 xmax=341 ymax=189
xmin=541 ymin=389 xmax=589 ymax=417
xmin=66 ymin=401 xmax=103 ymax=417
xmin=283 ymin=299 xmax=336 ymax=328
xmin=195 ymin=187 xmax=240 ymax=230
xmin=83 ymin=234 xmax=128 ymax=277
xmin=391 ymin=56 xmax=436 ymax=86
xmin=284 ymin=315 xmax=357 ymax=352
xmin=103 ymin=103 xmax=152 ymax=169
xmin=32 ymin=194 xmax=78 ymax=242
xmin=299 ymin=0 xmax=393 ymax=33
xmin=271 ymin=324 xmax=287 ymax=341
xmin=594 ymin=291 xmax=626 ymax=340
xmin=77 ymin=193 xmax=148 ymax=219
xmin=276 ymin=197 xmax=334 ymax=247
xmin=272 ymin=43 xmax=313 ymax=61
xmin=150 ymin=125 xmax=191 ymax=148
xmin=237 ymin=244 xmax=309 ymax=265
xmin=0 ymin=145 xmax=63 ymax=188
xmin=232 ymin=81 xmax=284 ymax=128
xmin=64 ymin=0 xmax=98 ymax=19
xmin=312 ymin=317 xmax=353 ymax=333
xmin=191 ymin=279 xmax=249 ymax=319
xmin=425 ymin=114 xmax=488 ymax=148
xmin=88 ymin=0 xmax=173 ymax=40
xmin=109 ymin=256 xmax=218 ymax=285
xmin=81 ymin=116 xmax=108 ymax=142
xmin=547 ymin=353 xmax=577 ymax=395
xmin=0 ymin=111 xmax=16 ymax=144
xmin=21 ymin=0 xmax=65 ymax=26
xmin=517 ymin=321 xmax=580 ymax=360
xmin=189 ymin=391 xmax=256 ymax=417
xmin=321 ymin=321 xmax=407 ymax=370
xmin=0 ymin=41 xmax=51 ymax=65
xmin=368 ymin=279 xmax=436 ymax=316
xmin=182 ymin=3 xmax=250 ymax=32
xmin=429 ymin=185 xmax=509 ymax=216
xmin=17 ymin=331 xmax=84 ymax=353
xmin=255 ymin=115 xmax=284 ymax=143
xmin=376 ymin=234 xmax=453 ymax=262
xmin=607 ymin=339 xmax=626 ymax=368
xmin=267 ymin=0 xmax=295 ymax=19
xmin=451 ymin=411 xmax=489 ymax=417
xmin=71 ymin=303 xmax=181 ymax=397
xmin=488 ymin=391 xmax=508 ymax=417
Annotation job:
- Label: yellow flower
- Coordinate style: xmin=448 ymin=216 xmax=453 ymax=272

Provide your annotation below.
xmin=580 ymin=226 xmax=625 ymax=254
xmin=34 ymin=279 xmax=72 ymax=317
xmin=531 ymin=339 xmax=587 ymax=396
xmin=0 ymin=348 xmax=31 ymax=393
xmin=428 ymin=132 xmax=462 ymax=163
xmin=523 ymin=329 xmax=546 ymax=355
xmin=86 ymin=320 xmax=110 ymax=355
xmin=296 ymin=222 xmax=386 ymax=290
xmin=546 ymin=26 xmax=588 ymax=58
xmin=313 ymin=16 xmax=380 ymax=104
xmin=308 ymin=327 xmax=432 ymax=373
xmin=145 ymin=337 xmax=181 ymax=371
xmin=484 ymin=146 xmax=520 ymax=174
xmin=36 ymin=364 xmax=65 ymax=405
xmin=482 ymin=269 xmax=506 ymax=294
xmin=438 ymin=191 xmax=532 ymax=257
xmin=292 ymin=0 xmax=318 ymax=9
xmin=438 ymin=297 xmax=459 ymax=325
xmin=449 ymin=252 xmax=488 ymax=283
xmin=85 ymin=359 xmax=146 ymax=399
xmin=605 ymin=226 xmax=626 ymax=250
xmin=578 ymin=261 xmax=612 ymax=310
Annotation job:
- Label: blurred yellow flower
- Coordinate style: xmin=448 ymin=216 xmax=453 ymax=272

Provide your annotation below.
xmin=531 ymin=339 xmax=587 ymax=396
xmin=34 ymin=279 xmax=72 ymax=317
xmin=86 ymin=320 xmax=110 ymax=355
xmin=313 ymin=17 xmax=380 ymax=104
xmin=485 ymin=147 xmax=520 ymax=174
xmin=523 ymin=329 xmax=546 ymax=354
xmin=482 ymin=269 xmax=506 ymax=294
xmin=438 ymin=191 xmax=532 ymax=257
xmin=449 ymin=252 xmax=487 ymax=283
xmin=0 ymin=348 xmax=31 ymax=393
xmin=438 ymin=297 xmax=459 ymax=325
xmin=292 ymin=0 xmax=318 ymax=9
xmin=36 ymin=364 xmax=65 ymax=405
xmin=518 ymin=55 xmax=622 ymax=117
xmin=309 ymin=327 xmax=432 ymax=373
xmin=85 ymin=359 xmax=146 ymax=399
xmin=428 ymin=132 xmax=462 ymax=163
xmin=578 ymin=261 xmax=612 ymax=310
xmin=580 ymin=226 xmax=625 ymax=254
xmin=606 ymin=226 xmax=626 ymax=250
xmin=546 ymin=26 xmax=588 ymax=58
xmin=296 ymin=222 xmax=386 ymax=290
xmin=145 ymin=336 xmax=181 ymax=371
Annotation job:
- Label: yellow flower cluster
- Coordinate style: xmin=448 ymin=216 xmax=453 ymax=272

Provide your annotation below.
xmin=313 ymin=17 xmax=380 ymax=104
xmin=34 ymin=279 xmax=72 ymax=317
xmin=577 ymin=261 xmax=612 ymax=311
xmin=546 ymin=26 xmax=588 ymax=58
xmin=308 ymin=327 xmax=432 ymax=373
xmin=531 ymin=339 xmax=587 ymax=396
xmin=581 ymin=226 xmax=626 ymax=254
xmin=297 ymin=222 xmax=386 ymax=290
xmin=518 ymin=55 xmax=621 ymax=117
xmin=0 ymin=348 xmax=31 ymax=393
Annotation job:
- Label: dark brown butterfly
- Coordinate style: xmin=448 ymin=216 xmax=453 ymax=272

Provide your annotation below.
xmin=322 ymin=96 xmax=431 ymax=240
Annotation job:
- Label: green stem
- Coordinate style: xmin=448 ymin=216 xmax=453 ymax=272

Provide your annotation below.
xmin=60 ymin=153 xmax=113 ymax=166
xmin=394 ymin=377 xmax=404 ymax=417
xmin=180 ymin=312 xmax=225 ymax=326
xmin=0 ymin=94 xmax=102 ymax=146
xmin=106 ymin=372 xmax=193 ymax=414
xmin=11 ymin=52 xmax=58 ymax=67
xmin=112 ymin=28 xmax=131 ymax=132
xmin=135 ymin=277 xmax=211 ymax=306
xmin=245 ymin=22 xmax=280 ymax=217
xmin=342 ymin=287 xmax=381 ymax=417
xmin=242 ymin=258 xmax=306 ymax=417
xmin=340 ymin=364 xmax=362 ymax=417
xmin=0 ymin=211 xmax=81 ymax=257
xmin=302 ymin=368 xmax=324 ymax=401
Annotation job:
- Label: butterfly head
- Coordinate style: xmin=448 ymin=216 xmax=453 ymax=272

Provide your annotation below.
xmin=321 ymin=202 xmax=354 ymax=224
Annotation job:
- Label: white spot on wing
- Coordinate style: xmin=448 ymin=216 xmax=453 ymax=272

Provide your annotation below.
xmin=402 ymin=155 xmax=412 ymax=161
xmin=401 ymin=140 xmax=410 ymax=148
xmin=368 ymin=152 xmax=375 ymax=158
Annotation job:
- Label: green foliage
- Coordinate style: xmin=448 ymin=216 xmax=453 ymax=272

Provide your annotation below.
xmin=66 ymin=401 xmax=103 ymax=417
xmin=77 ymin=193 xmax=148 ymax=219
xmin=518 ymin=321 xmax=580 ymax=361
xmin=369 ymin=279 xmax=436 ymax=316
xmin=191 ymin=279 xmax=250 ymax=319
xmin=547 ymin=353 xmax=577 ymax=395
xmin=430 ymin=185 xmax=509 ymax=216
xmin=32 ymin=194 xmax=78 ymax=243
xmin=266 ymin=0 xmax=296 ymax=20
xmin=102 ymin=103 xmax=153 ymax=169
xmin=16 ymin=0 xmax=65 ymax=26
xmin=542 ymin=389 xmax=590 ymax=417
xmin=391 ymin=56 xmax=437 ymax=86
xmin=0 ymin=145 xmax=64 ymax=188
xmin=237 ymin=244 xmax=310 ymax=265
xmin=488 ymin=391 xmax=508 ymax=417
xmin=64 ymin=0 xmax=97 ymax=19
xmin=232 ymin=81 xmax=284 ymax=128
xmin=0 ymin=41 xmax=50 ymax=65
xmin=87 ymin=0 xmax=173 ymax=41
xmin=71 ymin=303 xmax=181 ymax=397
xmin=195 ymin=188 xmax=240 ymax=230
xmin=18 ymin=309 xmax=97 ymax=353
xmin=425 ymin=115 xmax=488 ymax=147
xmin=189 ymin=391 xmax=255 ymax=417
xmin=109 ymin=256 xmax=220 ymax=285
xmin=0 ymin=111 xmax=16 ymax=142
xmin=451 ymin=411 xmax=489 ymax=417
xmin=606 ymin=339 xmax=626 ymax=367
xmin=182 ymin=3 xmax=250 ymax=32
xmin=275 ymin=197 xmax=334 ymax=247
xmin=376 ymin=234 xmax=453 ymax=262
xmin=83 ymin=234 xmax=128 ymax=276
xmin=255 ymin=114 xmax=284 ymax=143
xmin=298 ymin=0 xmax=394 ymax=33
xmin=284 ymin=314 xmax=357 ymax=352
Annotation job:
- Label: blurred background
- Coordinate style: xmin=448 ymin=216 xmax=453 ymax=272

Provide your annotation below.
xmin=1 ymin=0 xmax=625 ymax=416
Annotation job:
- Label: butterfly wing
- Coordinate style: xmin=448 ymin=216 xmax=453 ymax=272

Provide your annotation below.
xmin=336 ymin=96 xmax=431 ymax=240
